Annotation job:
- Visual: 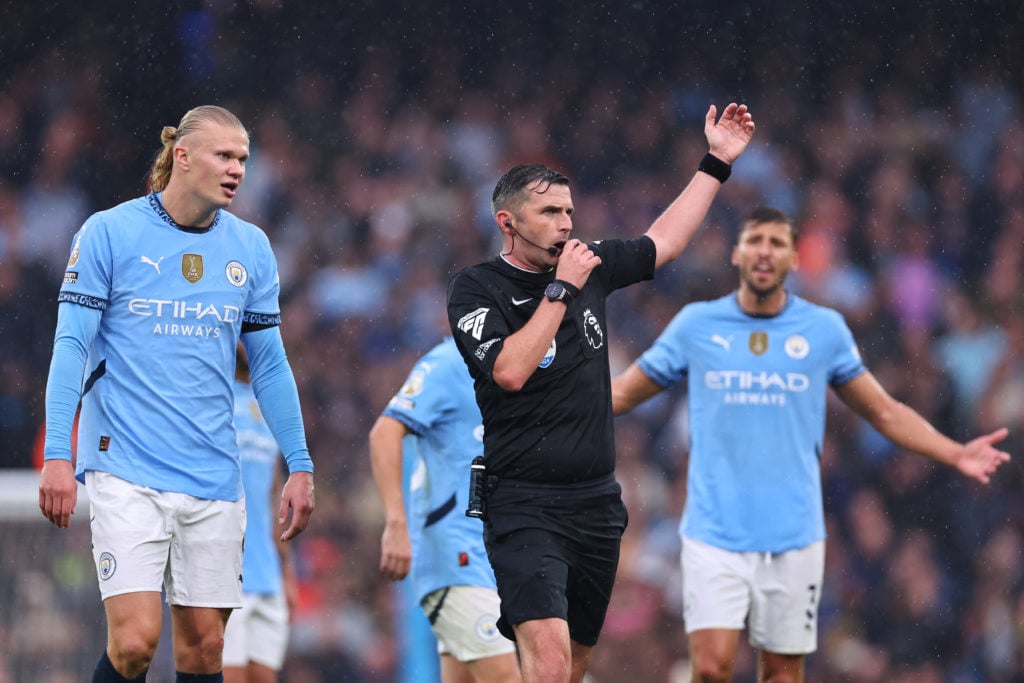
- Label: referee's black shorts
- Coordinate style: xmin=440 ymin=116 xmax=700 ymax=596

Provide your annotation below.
xmin=483 ymin=474 xmax=628 ymax=646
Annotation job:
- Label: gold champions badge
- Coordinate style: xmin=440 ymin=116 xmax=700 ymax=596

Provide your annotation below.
xmin=749 ymin=331 xmax=768 ymax=355
xmin=182 ymin=254 xmax=204 ymax=283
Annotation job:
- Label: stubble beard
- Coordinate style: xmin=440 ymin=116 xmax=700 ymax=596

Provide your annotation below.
xmin=744 ymin=270 xmax=786 ymax=303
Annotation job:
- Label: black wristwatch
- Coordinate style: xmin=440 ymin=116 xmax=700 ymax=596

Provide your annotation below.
xmin=545 ymin=280 xmax=579 ymax=304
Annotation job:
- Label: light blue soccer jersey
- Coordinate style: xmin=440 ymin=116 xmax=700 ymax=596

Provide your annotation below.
xmin=382 ymin=337 xmax=495 ymax=604
xmin=234 ymin=379 xmax=283 ymax=595
xmin=637 ymin=293 xmax=865 ymax=553
xmin=59 ymin=193 xmax=281 ymax=501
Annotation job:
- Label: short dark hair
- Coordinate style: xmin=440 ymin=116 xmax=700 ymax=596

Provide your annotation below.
xmin=491 ymin=164 xmax=569 ymax=216
xmin=739 ymin=206 xmax=798 ymax=243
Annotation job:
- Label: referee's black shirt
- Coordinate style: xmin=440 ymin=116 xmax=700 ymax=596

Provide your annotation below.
xmin=447 ymin=236 xmax=656 ymax=484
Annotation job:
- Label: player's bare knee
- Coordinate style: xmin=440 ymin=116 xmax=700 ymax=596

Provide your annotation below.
xmin=190 ymin=631 xmax=227 ymax=668
xmin=109 ymin=636 xmax=157 ymax=676
xmin=692 ymin=655 xmax=732 ymax=683
xmin=529 ymin=648 xmax=571 ymax=681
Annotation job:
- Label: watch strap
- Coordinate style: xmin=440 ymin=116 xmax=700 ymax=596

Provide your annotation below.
xmin=555 ymin=280 xmax=580 ymax=299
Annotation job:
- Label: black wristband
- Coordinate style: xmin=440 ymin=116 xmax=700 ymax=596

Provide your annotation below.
xmin=558 ymin=280 xmax=581 ymax=299
xmin=698 ymin=153 xmax=732 ymax=183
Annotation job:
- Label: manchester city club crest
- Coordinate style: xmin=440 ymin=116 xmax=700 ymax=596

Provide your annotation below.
xmin=785 ymin=334 xmax=810 ymax=359
xmin=476 ymin=614 xmax=502 ymax=641
xmin=98 ymin=551 xmax=117 ymax=581
xmin=225 ymin=260 xmax=248 ymax=287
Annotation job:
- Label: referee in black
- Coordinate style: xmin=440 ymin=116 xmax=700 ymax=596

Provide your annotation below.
xmin=446 ymin=103 xmax=755 ymax=683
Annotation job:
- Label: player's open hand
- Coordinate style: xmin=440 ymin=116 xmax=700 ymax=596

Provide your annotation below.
xmin=705 ymin=103 xmax=755 ymax=164
xmin=39 ymin=458 xmax=77 ymax=529
xmin=956 ymin=427 xmax=1011 ymax=484
xmin=279 ymin=471 xmax=315 ymax=541
xmin=379 ymin=521 xmax=412 ymax=581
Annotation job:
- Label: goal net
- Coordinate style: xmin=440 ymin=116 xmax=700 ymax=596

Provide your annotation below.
xmin=0 ymin=469 xmax=111 ymax=681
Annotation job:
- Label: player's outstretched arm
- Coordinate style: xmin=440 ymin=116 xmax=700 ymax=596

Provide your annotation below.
xmin=836 ymin=372 xmax=1011 ymax=484
xmin=949 ymin=428 xmax=1011 ymax=484
xmin=611 ymin=363 xmax=665 ymax=416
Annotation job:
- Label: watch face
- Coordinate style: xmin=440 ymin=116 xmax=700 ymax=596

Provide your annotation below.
xmin=546 ymin=282 xmax=565 ymax=300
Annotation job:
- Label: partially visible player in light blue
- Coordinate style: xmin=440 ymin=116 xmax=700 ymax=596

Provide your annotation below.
xmin=612 ymin=207 xmax=1010 ymax=683
xmin=223 ymin=344 xmax=298 ymax=683
xmin=369 ymin=337 xmax=520 ymax=683
xmin=38 ymin=105 xmax=315 ymax=683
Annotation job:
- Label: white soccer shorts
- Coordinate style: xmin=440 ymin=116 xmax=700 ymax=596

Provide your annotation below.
xmin=421 ymin=585 xmax=516 ymax=661
xmin=681 ymin=536 xmax=825 ymax=655
xmin=87 ymin=471 xmax=245 ymax=607
xmin=222 ymin=592 xmax=290 ymax=669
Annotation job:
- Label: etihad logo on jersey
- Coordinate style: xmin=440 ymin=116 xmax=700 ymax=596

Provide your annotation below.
xmin=458 ymin=307 xmax=489 ymax=340
xmin=705 ymin=370 xmax=810 ymax=392
xmin=128 ymin=299 xmax=240 ymax=338
xmin=182 ymin=254 xmax=204 ymax=284
xmin=705 ymin=369 xmax=810 ymax=407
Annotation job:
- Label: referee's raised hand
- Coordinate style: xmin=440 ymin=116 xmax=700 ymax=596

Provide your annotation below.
xmin=705 ymin=102 xmax=755 ymax=164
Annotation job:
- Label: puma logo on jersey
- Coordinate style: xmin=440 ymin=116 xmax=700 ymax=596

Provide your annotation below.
xmin=711 ymin=334 xmax=733 ymax=351
xmin=458 ymin=307 xmax=490 ymax=340
xmin=140 ymin=255 xmax=165 ymax=274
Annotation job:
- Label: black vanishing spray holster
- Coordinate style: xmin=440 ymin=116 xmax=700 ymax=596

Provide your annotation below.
xmin=465 ymin=456 xmax=498 ymax=520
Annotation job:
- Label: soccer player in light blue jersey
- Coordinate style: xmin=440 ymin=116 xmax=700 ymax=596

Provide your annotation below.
xmin=38 ymin=105 xmax=315 ymax=683
xmin=612 ymin=207 xmax=1010 ymax=683
xmin=223 ymin=345 xmax=297 ymax=683
xmin=369 ymin=337 xmax=521 ymax=683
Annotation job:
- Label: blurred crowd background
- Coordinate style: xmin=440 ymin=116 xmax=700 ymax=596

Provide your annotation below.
xmin=1 ymin=1 xmax=1023 ymax=681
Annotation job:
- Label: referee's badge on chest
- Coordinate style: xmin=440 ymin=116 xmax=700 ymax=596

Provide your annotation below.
xmin=582 ymin=307 xmax=604 ymax=350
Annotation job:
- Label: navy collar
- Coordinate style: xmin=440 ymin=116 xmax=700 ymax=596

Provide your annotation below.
xmin=148 ymin=192 xmax=219 ymax=234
